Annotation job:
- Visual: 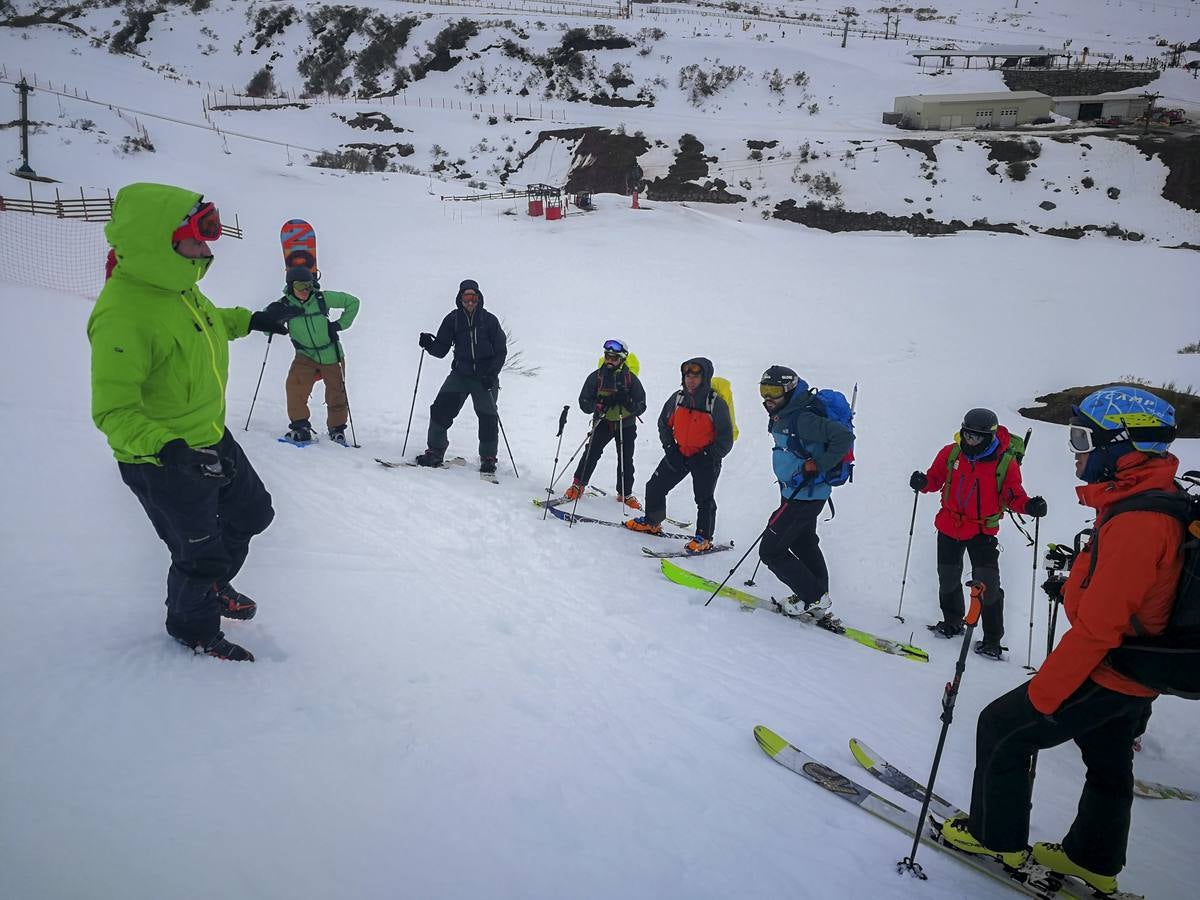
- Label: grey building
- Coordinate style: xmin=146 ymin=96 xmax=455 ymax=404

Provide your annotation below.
xmin=1053 ymin=93 xmax=1150 ymax=122
xmin=892 ymin=91 xmax=1054 ymax=130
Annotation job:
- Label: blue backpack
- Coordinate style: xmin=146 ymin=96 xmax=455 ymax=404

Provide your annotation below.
xmin=809 ymin=388 xmax=855 ymax=486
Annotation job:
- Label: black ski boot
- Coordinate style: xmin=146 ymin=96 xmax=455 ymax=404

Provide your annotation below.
xmin=480 ymin=456 xmax=497 ymax=475
xmin=415 ymin=448 xmax=446 ymax=467
xmin=175 ymin=631 xmax=255 ymax=662
xmin=286 ymin=418 xmax=314 ymax=443
xmin=329 ymin=424 xmax=348 ymax=446
xmin=974 ymin=639 xmax=1006 ymax=660
xmin=214 ymin=583 xmax=257 ymax=620
xmin=927 ymin=620 xmax=965 ymax=639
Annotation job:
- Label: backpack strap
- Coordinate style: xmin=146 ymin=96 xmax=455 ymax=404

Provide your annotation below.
xmin=1080 ymin=490 xmax=1189 ymax=627
xmin=941 ymin=444 xmax=1017 ymax=530
xmin=940 ymin=445 xmax=961 ymax=508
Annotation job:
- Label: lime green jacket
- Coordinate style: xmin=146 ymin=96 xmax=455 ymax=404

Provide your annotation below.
xmin=282 ymin=288 xmax=360 ymax=365
xmin=88 ymin=183 xmax=252 ymax=464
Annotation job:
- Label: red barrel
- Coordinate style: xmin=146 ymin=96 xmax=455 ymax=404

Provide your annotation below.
xmin=527 ymin=199 xmax=544 ymax=217
xmin=545 ymin=206 xmax=562 ymax=221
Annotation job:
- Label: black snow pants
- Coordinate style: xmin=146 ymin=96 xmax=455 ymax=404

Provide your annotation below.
xmin=119 ymin=430 xmax=274 ymax=644
xmin=427 ymin=372 xmax=499 ymax=458
xmin=968 ymin=679 xmax=1154 ymax=877
xmin=937 ymin=531 xmax=1004 ymax=644
xmin=644 ymin=452 xmax=720 ymax=540
xmin=574 ymin=418 xmax=636 ymax=495
xmin=759 ymin=498 xmax=828 ymax=606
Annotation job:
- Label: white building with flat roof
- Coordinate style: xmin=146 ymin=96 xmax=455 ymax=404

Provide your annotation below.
xmin=892 ymin=91 xmax=1054 ymax=130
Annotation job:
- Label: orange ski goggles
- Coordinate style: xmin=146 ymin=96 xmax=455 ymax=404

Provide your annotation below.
xmin=172 ymin=200 xmax=222 ymax=243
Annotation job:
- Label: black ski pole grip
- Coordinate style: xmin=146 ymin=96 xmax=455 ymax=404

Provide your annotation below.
xmin=557 ymin=405 xmax=569 ymax=437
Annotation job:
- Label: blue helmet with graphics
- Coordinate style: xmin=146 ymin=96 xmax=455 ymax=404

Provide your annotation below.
xmin=1071 ymin=386 xmax=1176 ymax=455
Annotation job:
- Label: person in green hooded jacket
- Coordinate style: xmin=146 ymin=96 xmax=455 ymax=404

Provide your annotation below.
xmin=268 ymin=264 xmax=360 ymax=445
xmin=88 ymin=182 xmax=297 ymax=662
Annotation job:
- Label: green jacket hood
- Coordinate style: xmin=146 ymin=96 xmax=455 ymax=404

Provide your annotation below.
xmin=105 ymin=183 xmax=211 ymax=291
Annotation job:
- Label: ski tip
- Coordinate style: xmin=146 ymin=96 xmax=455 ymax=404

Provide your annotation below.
xmin=753 ymin=725 xmax=788 ymax=758
xmin=848 ymin=738 xmax=879 ymax=770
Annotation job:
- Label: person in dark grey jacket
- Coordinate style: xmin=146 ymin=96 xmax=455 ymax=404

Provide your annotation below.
xmin=625 ymin=357 xmax=733 ymax=553
xmin=415 ymin=279 xmax=507 ymax=473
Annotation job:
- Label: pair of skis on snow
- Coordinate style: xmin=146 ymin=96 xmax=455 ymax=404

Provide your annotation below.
xmin=661 ymin=559 xmax=929 ymax=662
xmin=375 ymin=456 xmax=500 ymax=484
xmin=755 ymin=726 xmax=1145 ymax=899
xmin=540 ymin=505 xmax=733 ymax=558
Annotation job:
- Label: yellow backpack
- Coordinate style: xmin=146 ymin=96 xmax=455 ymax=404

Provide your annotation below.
xmin=596 ymin=352 xmax=640 ymax=376
xmin=711 ymin=376 xmax=739 ymax=441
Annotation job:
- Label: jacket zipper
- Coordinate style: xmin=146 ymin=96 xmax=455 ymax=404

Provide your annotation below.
xmin=180 ymin=291 xmax=225 ymax=440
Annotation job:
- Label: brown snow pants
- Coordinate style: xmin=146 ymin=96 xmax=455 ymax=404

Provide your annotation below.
xmin=285 ymin=354 xmax=348 ymax=429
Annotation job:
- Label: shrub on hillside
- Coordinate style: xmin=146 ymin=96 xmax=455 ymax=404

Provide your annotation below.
xmin=1007 ymin=161 xmax=1030 ymax=181
xmin=250 ymin=4 xmax=296 ymax=52
xmin=679 ymin=61 xmax=746 ymax=105
xmin=110 ymin=4 xmax=158 ymax=55
xmin=299 ymin=6 xmax=371 ymax=95
xmin=245 ymin=66 xmax=277 ymax=98
xmin=355 ymin=14 xmax=420 ymax=95
xmin=410 ymin=18 xmax=479 ymax=81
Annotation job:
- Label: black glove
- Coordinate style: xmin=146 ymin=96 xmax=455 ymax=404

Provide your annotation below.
xmin=1041 ymin=576 xmax=1065 ymax=602
xmin=1025 ymin=496 xmax=1048 ymax=518
xmin=480 ymin=374 xmax=496 ymax=390
xmin=159 ymin=438 xmax=227 ymax=481
xmin=249 ymin=301 xmax=299 ymax=336
xmin=419 ymin=332 xmax=435 ymax=351
xmin=666 ymin=447 xmax=686 ymax=470
xmin=327 ymin=320 xmax=341 ymax=336
xmin=910 ymin=470 xmax=927 ymax=492
xmin=594 ymin=401 xmax=607 ymax=417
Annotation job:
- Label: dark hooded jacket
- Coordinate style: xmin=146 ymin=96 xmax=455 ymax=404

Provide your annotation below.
xmin=656 ymin=357 xmax=734 ymax=459
xmin=427 ymin=279 xmax=507 ymax=378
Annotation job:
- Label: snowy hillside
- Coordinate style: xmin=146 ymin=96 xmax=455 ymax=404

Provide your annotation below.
xmin=2 ymin=3 xmax=1199 ymax=900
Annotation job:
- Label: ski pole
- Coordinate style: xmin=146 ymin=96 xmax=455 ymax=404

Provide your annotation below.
xmin=744 ymin=558 xmax=763 ymax=587
xmin=704 ymin=480 xmax=810 ymax=607
xmin=552 ymin=434 xmax=589 ymax=490
xmin=543 ymin=406 xmax=569 ymax=521
xmin=1023 ymin=517 xmax=1041 ymax=672
xmin=894 ymin=488 xmax=921 ymax=623
xmin=244 ymin=334 xmax=273 ymax=431
xmin=568 ymin=415 xmax=601 ymax=527
xmin=339 ymin=357 xmax=359 ymax=448
xmin=400 ymin=349 xmax=426 ymax=458
xmin=616 ymin=417 xmax=627 ymax=522
xmin=898 ymin=580 xmax=986 ymax=879
xmin=497 ymin=410 xmax=518 ymax=478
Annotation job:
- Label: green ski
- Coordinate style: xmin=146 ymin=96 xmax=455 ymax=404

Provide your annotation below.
xmin=660 ymin=560 xmax=929 ymax=662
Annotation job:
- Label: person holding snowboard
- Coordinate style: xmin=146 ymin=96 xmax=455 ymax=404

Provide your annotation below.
xmin=940 ymin=386 xmax=1182 ymax=896
xmin=910 ymin=408 xmax=1046 ymax=659
xmin=625 ymin=358 xmax=733 ymax=553
xmin=564 ymin=339 xmax=647 ymax=508
xmin=757 ymin=366 xmax=853 ymax=619
xmin=415 ymin=279 xmax=507 ymax=474
xmin=273 ymin=265 xmax=361 ymax=445
xmin=88 ymin=183 xmax=296 ymax=662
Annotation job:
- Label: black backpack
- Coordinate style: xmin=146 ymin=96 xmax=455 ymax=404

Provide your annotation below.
xmin=1091 ymin=483 xmax=1200 ymax=699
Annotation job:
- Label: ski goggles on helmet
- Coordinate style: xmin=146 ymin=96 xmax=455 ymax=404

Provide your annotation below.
xmin=759 ymin=383 xmax=788 ymax=400
xmin=1068 ymin=416 xmax=1124 ymax=454
xmin=603 ymin=339 xmax=628 ymax=356
xmin=172 ymin=200 xmax=222 ymax=243
xmin=681 ymin=363 xmax=703 ymax=377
